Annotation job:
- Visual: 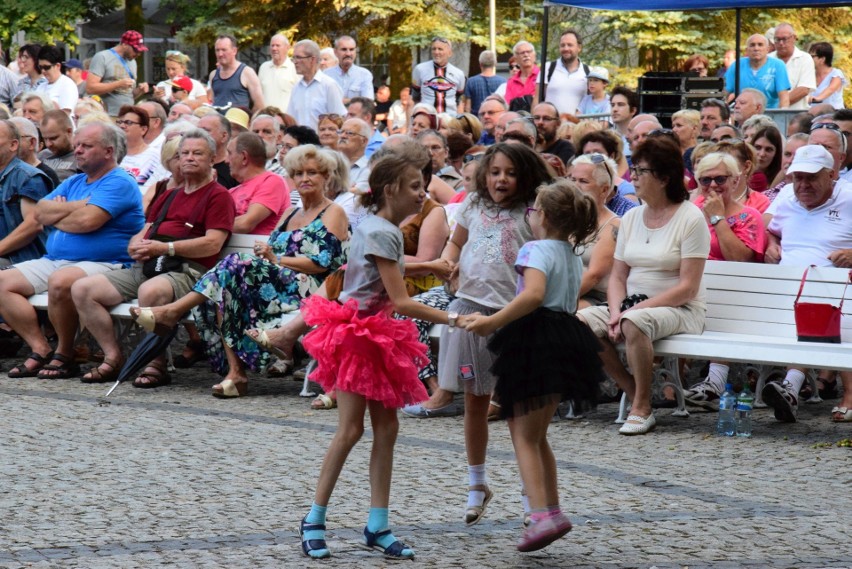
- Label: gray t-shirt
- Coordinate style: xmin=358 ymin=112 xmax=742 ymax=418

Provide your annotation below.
xmin=37 ymin=149 xmax=78 ymax=182
xmin=88 ymin=49 xmax=136 ymax=116
xmin=455 ymin=194 xmax=533 ymax=309
xmin=515 ymin=240 xmax=582 ymax=313
xmin=339 ymin=214 xmax=403 ymax=314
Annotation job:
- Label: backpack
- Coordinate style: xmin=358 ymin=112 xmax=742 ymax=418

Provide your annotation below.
xmin=546 ymin=60 xmax=590 ymax=83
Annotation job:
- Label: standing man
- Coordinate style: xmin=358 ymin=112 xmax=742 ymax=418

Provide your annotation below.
xmin=0 ymin=119 xmax=52 ymax=266
xmin=64 ymin=59 xmax=87 ymax=98
xmin=209 ymin=35 xmax=265 ymax=114
xmin=463 ymin=50 xmax=505 ymax=117
xmin=768 ymin=23 xmax=816 ymax=111
xmin=287 ymin=40 xmax=346 ymax=131
xmin=0 ymin=122 xmax=144 ymax=379
xmin=0 ymin=61 xmax=18 ymax=109
xmin=411 ymin=38 xmax=465 ymax=114
xmin=326 ymin=36 xmax=374 ymax=104
xmin=86 ymin=30 xmax=150 ymax=117
xmin=699 ymin=98 xmax=730 ymax=141
xmin=36 ymin=45 xmax=78 ymax=114
xmin=724 ymin=34 xmax=790 ymax=109
xmin=39 ymin=111 xmax=77 ymax=182
xmin=543 ymin=29 xmax=589 ymax=116
xmin=504 ymin=41 xmax=540 ymax=111
xmin=610 ymin=86 xmax=639 ymax=156
xmin=198 ymin=112 xmax=238 ymax=189
xmin=532 ymin=102 xmax=574 ymax=165
xmin=258 ymin=34 xmax=299 ymax=113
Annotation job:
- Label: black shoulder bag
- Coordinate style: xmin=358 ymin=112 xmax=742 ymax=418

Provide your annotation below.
xmin=142 ymin=187 xmax=213 ymax=278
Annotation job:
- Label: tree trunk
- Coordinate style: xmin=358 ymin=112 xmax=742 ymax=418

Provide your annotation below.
xmin=125 ymin=0 xmax=146 ymax=81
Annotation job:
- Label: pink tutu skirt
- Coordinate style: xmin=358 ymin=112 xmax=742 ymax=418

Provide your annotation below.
xmin=301 ymin=296 xmax=430 ymax=408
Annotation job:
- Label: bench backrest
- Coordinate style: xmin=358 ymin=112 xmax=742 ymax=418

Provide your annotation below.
xmin=222 ymin=233 xmax=264 ymax=257
xmin=704 ymin=261 xmax=852 ymax=342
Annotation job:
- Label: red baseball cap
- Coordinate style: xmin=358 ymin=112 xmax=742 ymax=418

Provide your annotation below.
xmin=167 ymin=75 xmax=193 ymax=92
xmin=121 ymin=30 xmax=149 ymax=52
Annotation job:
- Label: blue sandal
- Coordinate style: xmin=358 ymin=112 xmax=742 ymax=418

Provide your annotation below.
xmin=299 ymin=516 xmax=330 ymax=559
xmin=362 ymin=527 xmax=414 ymax=560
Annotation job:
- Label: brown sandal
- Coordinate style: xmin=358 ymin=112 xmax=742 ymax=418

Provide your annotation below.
xmin=81 ymin=358 xmax=124 ymax=384
xmin=132 ymin=364 xmax=172 ymax=389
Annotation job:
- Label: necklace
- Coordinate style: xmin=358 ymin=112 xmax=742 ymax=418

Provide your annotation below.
xmin=734 ymin=188 xmax=748 ymax=202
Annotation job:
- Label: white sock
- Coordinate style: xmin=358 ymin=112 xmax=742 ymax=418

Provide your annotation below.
xmin=467 ymin=464 xmax=487 ymax=507
xmin=784 ymin=369 xmax=806 ymax=395
xmin=706 ymin=363 xmax=729 ymax=393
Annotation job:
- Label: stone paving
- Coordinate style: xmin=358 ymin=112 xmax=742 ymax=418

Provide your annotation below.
xmin=0 ymin=358 xmax=850 ymax=568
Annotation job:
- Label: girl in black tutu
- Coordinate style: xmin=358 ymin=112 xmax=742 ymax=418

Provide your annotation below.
xmin=462 ymin=179 xmax=605 ymax=553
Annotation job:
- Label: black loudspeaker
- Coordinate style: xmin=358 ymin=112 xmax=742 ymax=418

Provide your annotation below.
xmin=638 ymin=72 xmax=725 ymax=128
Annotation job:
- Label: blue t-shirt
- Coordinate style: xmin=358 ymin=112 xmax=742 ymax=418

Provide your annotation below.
xmin=724 ymin=57 xmax=791 ymax=109
xmin=578 ymin=94 xmax=611 ymax=115
xmin=514 ymin=239 xmax=582 ymax=313
xmin=43 ymin=167 xmax=144 ymax=263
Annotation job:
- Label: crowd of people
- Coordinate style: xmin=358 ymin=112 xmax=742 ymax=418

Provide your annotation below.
xmin=0 ymin=22 xmax=850 ymax=559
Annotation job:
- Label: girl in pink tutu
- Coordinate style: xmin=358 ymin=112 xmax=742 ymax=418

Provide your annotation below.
xmin=462 ymin=179 xmax=605 ymax=552
xmin=298 ymin=151 xmax=452 ymax=560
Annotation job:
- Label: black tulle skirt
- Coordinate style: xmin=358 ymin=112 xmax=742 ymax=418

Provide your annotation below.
xmin=489 ymin=307 xmax=605 ymax=419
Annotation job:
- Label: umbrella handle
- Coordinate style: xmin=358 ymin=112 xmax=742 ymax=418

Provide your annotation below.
xmin=105 ymin=380 xmax=121 ymax=397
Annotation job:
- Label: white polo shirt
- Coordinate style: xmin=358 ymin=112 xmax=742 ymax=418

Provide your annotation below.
xmin=768 ymin=181 xmax=852 ymax=267
xmin=258 ymin=58 xmax=299 ymax=112
xmin=37 ymin=74 xmax=78 ymax=112
xmin=287 ymin=70 xmax=347 ymax=131
xmin=769 ymin=47 xmax=816 ymax=110
xmin=543 ymin=59 xmax=588 ymax=116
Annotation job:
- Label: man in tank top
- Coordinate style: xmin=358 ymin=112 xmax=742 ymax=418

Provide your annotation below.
xmin=208 ymin=34 xmax=265 ymax=114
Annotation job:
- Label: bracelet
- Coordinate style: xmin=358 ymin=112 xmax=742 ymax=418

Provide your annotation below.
xmin=167 ymin=242 xmax=175 ymax=256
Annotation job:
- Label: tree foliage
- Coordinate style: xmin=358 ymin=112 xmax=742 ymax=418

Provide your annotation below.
xmin=0 ymin=0 xmax=118 ymax=48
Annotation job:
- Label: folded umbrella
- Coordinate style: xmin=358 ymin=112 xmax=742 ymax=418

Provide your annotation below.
xmin=105 ymin=328 xmax=179 ymax=396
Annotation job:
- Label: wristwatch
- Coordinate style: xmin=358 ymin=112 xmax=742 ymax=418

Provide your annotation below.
xmin=167 ymin=242 xmax=175 ymax=256
xmin=448 ymin=311 xmax=459 ymax=330
xmin=709 ymin=215 xmax=725 ymax=226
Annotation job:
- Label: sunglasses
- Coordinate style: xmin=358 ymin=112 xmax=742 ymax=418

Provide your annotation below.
xmin=587 ymin=153 xmax=613 ymax=187
xmin=38 ymin=64 xmax=55 ymax=71
xmin=648 ymin=128 xmax=676 ymax=138
xmin=172 ymin=87 xmax=185 ymax=93
xmin=811 ymin=122 xmax=840 ymax=133
xmin=510 ymin=64 xmax=521 ymax=71
xmin=698 ymin=175 xmax=732 ymax=187
xmin=463 ymin=153 xmax=484 ymax=164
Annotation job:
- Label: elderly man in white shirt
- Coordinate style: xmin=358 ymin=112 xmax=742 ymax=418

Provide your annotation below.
xmin=325 ymin=36 xmax=374 ymax=104
xmin=258 ymin=34 xmax=299 ymax=112
xmin=768 ymin=22 xmax=816 ymax=111
xmin=338 ymin=118 xmax=371 ymax=192
xmin=287 ymin=40 xmax=346 ymax=131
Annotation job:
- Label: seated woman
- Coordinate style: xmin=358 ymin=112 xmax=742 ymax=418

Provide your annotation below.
xmin=130 ymin=145 xmax=348 ymax=397
xmin=577 ymin=137 xmax=710 ymax=435
xmin=671 ymin=109 xmax=700 ymax=172
xmin=707 ymin=139 xmax=771 ymax=213
xmin=578 ymin=130 xmax=639 ymax=210
xmin=751 ymin=126 xmax=784 ymax=189
xmin=682 ymin=152 xmax=766 ymax=409
xmin=568 ymin=154 xmax=620 ymax=309
xmin=117 ymin=105 xmax=163 ymax=193
xmin=317 ymin=114 xmax=343 ymax=151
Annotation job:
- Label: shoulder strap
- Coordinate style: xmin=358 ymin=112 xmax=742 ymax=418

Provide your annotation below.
xmin=109 ymin=48 xmax=135 ymax=81
xmin=182 ymin=183 xmax=217 ymax=237
xmin=583 ymin=62 xmax=590 ymax=76
xmin=547 ymin=60 xmax=558 ymax=83
xmin=146 ymin=189 xmax=180 ymax=238
xmin=279 ymin=207 xmax=301 ymax=230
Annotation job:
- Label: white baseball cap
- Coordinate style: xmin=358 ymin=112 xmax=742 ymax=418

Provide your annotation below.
xmin=787 ymin=144 xmax=834 ymax=174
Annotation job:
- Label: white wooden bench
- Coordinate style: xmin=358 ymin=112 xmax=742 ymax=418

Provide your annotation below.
xmin=616 ymin=260 xmax=852 ymax=422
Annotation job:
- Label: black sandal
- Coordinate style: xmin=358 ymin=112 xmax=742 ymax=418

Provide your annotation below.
xmin=37 ymin=353 xmax=81 ymax=380
xmin=8 ymin=352 xmax=53 ymax=378
xmin=173 ymin=340 xmax=206 ymax=369
xmin=132 ymin=365 xmax=172 ymax=389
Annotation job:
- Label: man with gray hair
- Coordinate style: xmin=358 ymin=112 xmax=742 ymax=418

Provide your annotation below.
xmin=288 ymin=40 xmax=346 ymax=131
xmin=412 ymin=37 xmax=465 ymax=114
xmin=0 ymin=121 xmax=144 ymax=380
xmin=724 ymin=34 xmax=790 ymax=109
xmin=21 ymin=93 xmax=56 ymax=125
xmin=338 ymin=117 xmax=371 ymax=191
xmin=463 ymin=50 xmax=505 ymax=117
xmin=198 ymin=112 xmax=238 ymax=189
xmin=209 ymin=34 xmax=265 ymax=114
xmin=71 ymin=127 xmax=235 ymax=387
xmin=0 ymin=119 xmax=53 ymax=266
xmin=258 ymin=34 xmax=299 ymax=112
xmin=733 ymin=88 xmax=766 ymax=126
xmin=505 ymin=41 xmax=539 ymax=111
xmin=9 ymin=117 xmax=59 ymax=188
xmin=768 ymin=22 xmax=815 ymax=110
xmin=326 ymin=35 xmax=374 ymax=103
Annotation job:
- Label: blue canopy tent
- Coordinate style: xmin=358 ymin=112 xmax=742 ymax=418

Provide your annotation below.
xmin=538 ymin=0 xmax=842 ymax=100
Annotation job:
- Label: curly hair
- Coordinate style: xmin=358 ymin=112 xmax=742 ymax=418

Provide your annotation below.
xmin=472 ymin=143 xmax=554 ymax=209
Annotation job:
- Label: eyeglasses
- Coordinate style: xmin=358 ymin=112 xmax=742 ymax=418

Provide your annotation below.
xmin=18 ymin=54 xmax=31 ymax=61
xmin=811 ymin=122 xmax=840 ymax=132
xmin=463 ymin=153 xmax=484 ymax=164
xmin=116 ymin=119 xmax=141 ymax=127
xmin=338 ymin=130 xmax=366 ymax=138
xmin=531 ymin=115 xmax=559 ymax=123
xmin=698 ymin=175 xmax=732 ymax=187
xmin=38 ymin=64 xmax=55 ymax=71
xmin=524 ymin=207 xmax=539 ymax=220
xmin=630 ymin=166 xmax=655 ymax=177
xmin=648 ymin=128 xmax=676 ymax=138
xmin=478 ymin=110 xmax=500 ymax=117
xmin=515 ymin=49 xmax=534 ymax=56
xmin=292 ymin=55 xmax=314 ymax=60
xmin=774 ymin=35 xmax=795 ymax=43
xmin=319 ymin=114 xmax=342 ymax=121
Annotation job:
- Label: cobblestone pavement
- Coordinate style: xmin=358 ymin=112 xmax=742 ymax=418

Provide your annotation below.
xmin=0 ymin=359 xmax=850 ymax=569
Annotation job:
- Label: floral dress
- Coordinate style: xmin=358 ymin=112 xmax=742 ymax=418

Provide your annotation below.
xmin=192 ymin=206 xmax=347 ymax=374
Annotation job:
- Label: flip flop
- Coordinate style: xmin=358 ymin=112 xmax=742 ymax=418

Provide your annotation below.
xmin=129 ymin=307 xmax=174 ymax=337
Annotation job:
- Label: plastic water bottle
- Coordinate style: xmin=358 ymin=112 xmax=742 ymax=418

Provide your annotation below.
xmin=736 ymin=384 xmax=754 ymax=438
xmin=717 ymin=383 xmax=736 ymax=436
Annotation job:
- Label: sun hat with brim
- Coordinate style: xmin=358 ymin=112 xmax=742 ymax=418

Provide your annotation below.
xmin=224 ymin=107 xmax=250 ymax=131
xmin=787 ymin=145 xmax=834 ymax=175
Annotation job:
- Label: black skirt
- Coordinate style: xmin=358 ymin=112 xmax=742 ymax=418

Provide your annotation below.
xmin=489 ymin=307 xmax=605 ymax=419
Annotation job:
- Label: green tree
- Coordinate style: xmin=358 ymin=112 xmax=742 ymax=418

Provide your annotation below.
xmin=0 ymin=0 xmax=118 ymax=48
